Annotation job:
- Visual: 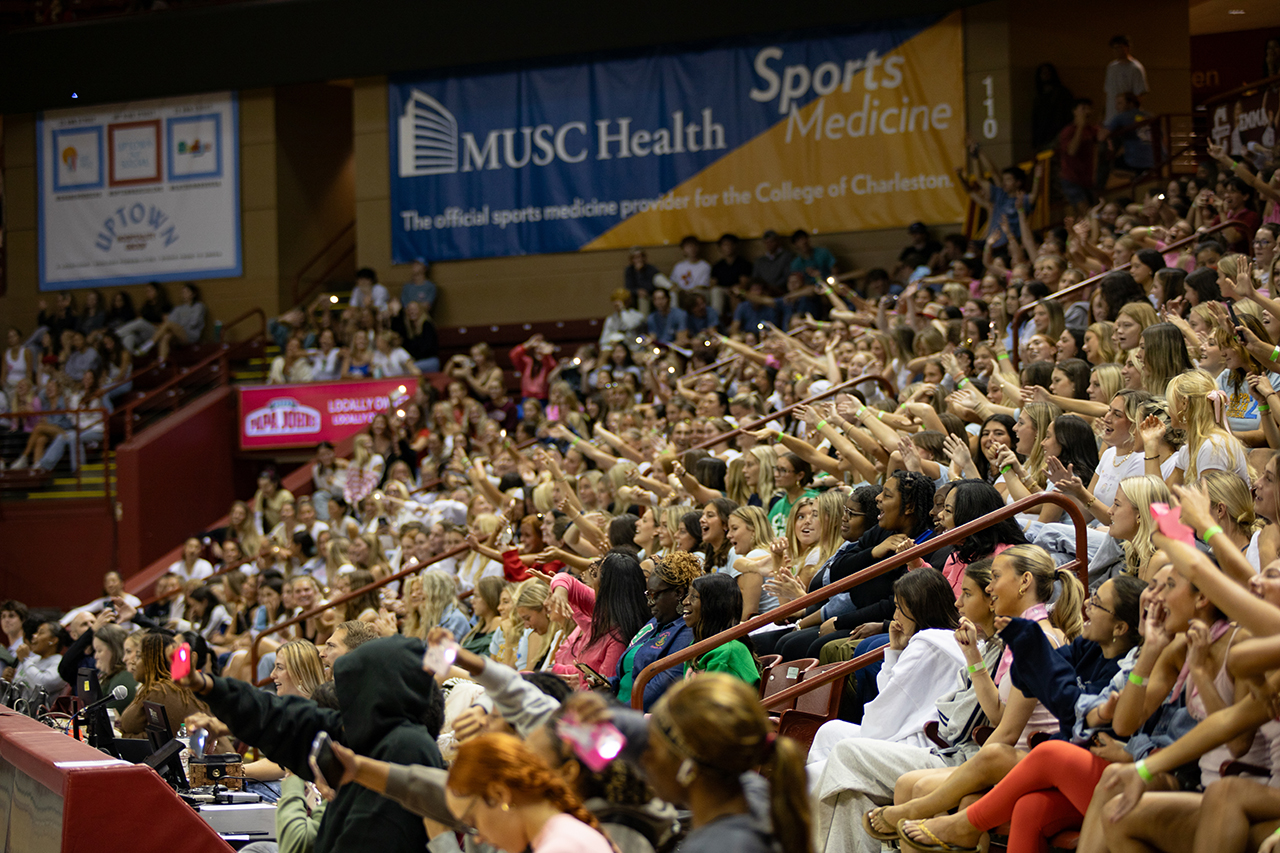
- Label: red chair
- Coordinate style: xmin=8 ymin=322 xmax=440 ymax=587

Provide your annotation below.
xmin=761 ymin=658 xmax=816 ymax=712
xmin=776 ymin=660 xmax=846 ymax=750
xmin=755 ymin=654 xmax=783 ymax=699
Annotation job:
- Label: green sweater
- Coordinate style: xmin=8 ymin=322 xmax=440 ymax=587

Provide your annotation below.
xmin=685 ymin=640 xmax=761 ymax=688
xmin=277 ymin=774 xmax=326 ymax=853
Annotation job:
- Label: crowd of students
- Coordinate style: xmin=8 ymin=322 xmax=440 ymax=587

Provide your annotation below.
xmin=3 ymin=98 xmax=1280 ymax=853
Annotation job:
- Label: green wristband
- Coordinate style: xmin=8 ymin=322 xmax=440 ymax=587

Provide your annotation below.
xmin=1271 ymin=345 xmax=1279 ymax=363
xmin=957 ymin=378 xmax=969 ymax=389
xmin=1134 ymin=759 xmax=1153 ymax=783
xmin=1128 ymin=671 xmax=1148 ymax=687
xmin=967 ymin=660 xmax=987 ymax=674
xmin=997 ymin=353 xmax=1010 ymax=361
xmin=1261 ymin=403 xmax=1271 ymax=413
xmin=1000 ymin=465 xmax=1013 ymax=476
xmin=816 ymin=420 xmax=828 ymax=431
xmin=1202 ymin=524 xmax=1224 ymax=544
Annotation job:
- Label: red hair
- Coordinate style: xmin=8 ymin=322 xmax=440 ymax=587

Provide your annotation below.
xmin=448 ymin=733 xmax=602 ymax=834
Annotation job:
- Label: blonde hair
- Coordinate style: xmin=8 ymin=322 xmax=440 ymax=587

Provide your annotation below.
xmin=1166 ymin=370 xmax=1243 ymax=482
xmin=1092 ymin=363 xmax=1123 ymax=403
xmin=1198 ymin=469 xmax=1260 ymax=537
xmin=1087 ymin=323 xmax=1119 ymax=365
xmin=998 ymin=544 xmax=1084 ymax=640
xmin=458 ymin=513 xmax=503 ymax=588
xmin=514 ymin=578 xmax=571 ymax=666
xmin=728 ymin=505 xmax=772 ymax=554
xmin=727 ymin=445 xmax=776 ymax=506
xmin=416 ymin=569 xmax=458 ymax=638
xmin=275 ymin=639 xmax=325 ymax=698
xmin=786 ymin=491 xmax=844 ymax=573
xmin=1020 ymin=402 xmax=1061 ymax=488
xmin=1116 ymin=302 xmax=1159 ymax=358
xmin=1117 ymin=475 xmax=1172 ymax=577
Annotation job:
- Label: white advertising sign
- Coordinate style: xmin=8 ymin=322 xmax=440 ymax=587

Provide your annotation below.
xmin=37 ymin=91 xmax=241 ymax=290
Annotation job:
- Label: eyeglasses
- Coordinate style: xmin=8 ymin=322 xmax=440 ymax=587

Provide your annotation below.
xmin=843 ymin=506 xmax=865 ymax=518
xmin=773 ymin=466 xmax=794 ymax=474
xmin=646 ymin=585 xmax=678 ymax=600
xmin=1088 ymin=593 xmax=1113 ymax=615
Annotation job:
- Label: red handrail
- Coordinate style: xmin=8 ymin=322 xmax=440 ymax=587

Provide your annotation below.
xmin=134 ymin=555 xmax=257 ymax=609
xmin=248 ymin=542 xmax=469 ymax=683
xmin=1009 ymin=218 xmax=1245 ymax=370
xmin=293 ymin=221 xmax=356 ymax=306
xmin=1201 ymin=73 xmax=1280 ymax=108
xmin=630 ymin=490 xmax=1090 ymax=707
xmin=3 ymin=405 xmax=114 ymax=525
xmin=114 ymin=308 xmax=266 ymax=440
xmin=691 ymin=373 xmax=896 ymax=451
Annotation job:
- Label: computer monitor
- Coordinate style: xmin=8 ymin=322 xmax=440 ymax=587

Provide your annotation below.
xmin=75 ymin=667 xmax=117 ymax=756
xmin=142 ymin=738 xmax=188 ymax=790
xmin=142 ymin=700 xmax=173 ymax=755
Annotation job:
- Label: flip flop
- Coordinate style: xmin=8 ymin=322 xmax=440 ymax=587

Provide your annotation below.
xmin=897 ymin=818 xmax=980 ymax=853
xmin=861 ymin=807 xmax=898 ymax=841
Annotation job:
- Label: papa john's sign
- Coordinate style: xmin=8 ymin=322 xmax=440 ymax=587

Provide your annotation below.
xmin=238 ymin=378 xmax=413 ymax=450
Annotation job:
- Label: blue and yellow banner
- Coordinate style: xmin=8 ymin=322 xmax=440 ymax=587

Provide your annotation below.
xmin=390 ymin=13 xmax=965 ymax=262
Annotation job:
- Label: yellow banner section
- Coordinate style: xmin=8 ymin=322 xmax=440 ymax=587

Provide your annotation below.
xmin=584 ymin=13 xmax=966 ymax=249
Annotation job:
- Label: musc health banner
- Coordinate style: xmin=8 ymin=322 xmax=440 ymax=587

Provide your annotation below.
xmin=238 ymin=378 xmax=414 ymax=450
xmin=37 ymin=92 xmax=241 ymax=290
xmin=390 ymin=13 xmax=965 ymax=262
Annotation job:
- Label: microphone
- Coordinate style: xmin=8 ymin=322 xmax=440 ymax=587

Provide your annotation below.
xmin=75 ymin=684 xmax=128 ymax=718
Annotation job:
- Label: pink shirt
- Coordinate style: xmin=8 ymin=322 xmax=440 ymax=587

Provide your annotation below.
xmin=549 ymin=573 xmax=626 ymax=688
xmin=533 ymin=813 xmax=613 ymax=853
xmin=942 ymin=542 xmax=1014 ymax=600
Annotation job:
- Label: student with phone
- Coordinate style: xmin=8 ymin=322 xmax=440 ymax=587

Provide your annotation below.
xmin=173 ymin=635 xmax=445 ymax=853
xmin=118 ymin=634 xmax=211 ymax=740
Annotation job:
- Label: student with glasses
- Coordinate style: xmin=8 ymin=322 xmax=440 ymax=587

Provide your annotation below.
xmin=612 ymin=551 xmax=701 ymax=710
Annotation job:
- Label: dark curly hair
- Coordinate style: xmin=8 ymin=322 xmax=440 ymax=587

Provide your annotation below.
xmin=888 ymin=470 xmax=935 ymax=539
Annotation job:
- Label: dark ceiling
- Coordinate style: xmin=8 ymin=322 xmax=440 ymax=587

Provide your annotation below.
xmin=0 ymin=0 xmax=979 ymax=114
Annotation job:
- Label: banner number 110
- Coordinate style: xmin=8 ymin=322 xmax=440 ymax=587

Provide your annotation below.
xmin=982 ymin=76 xmax=998 ymax=139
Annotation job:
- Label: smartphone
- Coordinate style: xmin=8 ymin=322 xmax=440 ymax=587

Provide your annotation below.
xmin=309 ymin=731 xmax=344 ymax=789
xmin=422 ymin=638 xmax=459 ymax=676
xmin=170 ymin=642 xmax=192 ymax=681
xmin=574 ymin=662 xmax=611 ymax=689
xmin=1226 ymin=301 xmax=1244 ymax=343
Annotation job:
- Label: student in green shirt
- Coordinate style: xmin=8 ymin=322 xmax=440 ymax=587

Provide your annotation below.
xmin=681 ymin=574 xmax=760 ymax=689
xmin=767 ymin=453 xmax=817 ymax=537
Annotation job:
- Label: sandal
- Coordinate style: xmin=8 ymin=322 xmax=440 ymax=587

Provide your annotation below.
xmin=861 ymin=807 xmax=898 ymax=841
xmin=896 ymin=818 xmax=980 ymax=853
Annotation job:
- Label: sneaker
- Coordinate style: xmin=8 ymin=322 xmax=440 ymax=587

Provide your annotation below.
xmin=137 ymin=340 xmax=155 ymax=355
xmin=10 ymin=456 xmax=27 ymax=470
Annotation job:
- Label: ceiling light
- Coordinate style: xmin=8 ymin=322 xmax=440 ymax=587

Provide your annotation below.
xmin=1229 ymin=8 xmax=1245 ymax=13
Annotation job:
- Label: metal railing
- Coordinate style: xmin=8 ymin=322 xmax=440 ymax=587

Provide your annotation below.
xmin=691 ymin=373 xmax=896 ymax=451
xmin=248 ymin=542 xmax=471 ymax=684
xmin=630 ymin=490 xmax=1090 ymax=708
xmin=1009 ymin=218 xmax=1245 ymax=370
xmin=2 ymin=404 xmax=112 ymax=501
xmin=293 ymin=221 xmax=356 ymax=306
xmin=114 ymin=307 xmax=266 ymax=440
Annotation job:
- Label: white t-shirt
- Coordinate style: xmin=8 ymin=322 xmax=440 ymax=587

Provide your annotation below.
xmin=1172 ymin=435 xmax=1250 ymax=483
xmin=349 ymin=283 xmax=389 ymax=309
xmin=373 ymin=347 xmax=416 ymax=377
xmin=1093 ymin=447 xmax=1145 ymax=513
xmin=169 ymin=558 xmax=214 ymax=583
xmin=720 ymin=547 xmax=778 ymax=613
xmin=671 ymin=259 xmax=711 ymax=291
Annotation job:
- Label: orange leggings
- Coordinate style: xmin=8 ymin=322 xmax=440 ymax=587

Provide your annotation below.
xmin=965 ymin=740 xmax=1111 ymax=853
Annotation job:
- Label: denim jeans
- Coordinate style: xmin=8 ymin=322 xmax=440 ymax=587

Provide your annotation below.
xmin=37 ymin=426 xmax=102 ymax=472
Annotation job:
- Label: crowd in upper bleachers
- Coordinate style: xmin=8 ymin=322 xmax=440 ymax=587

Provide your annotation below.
xmin=6 ymin=34 xmax=1280 ymax=853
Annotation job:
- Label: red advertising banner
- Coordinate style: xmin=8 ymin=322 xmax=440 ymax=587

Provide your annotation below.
xmin=237 ymin=378 xmax=414 ymax=450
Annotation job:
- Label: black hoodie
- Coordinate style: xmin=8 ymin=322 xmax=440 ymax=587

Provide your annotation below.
xmin=201 ymin=635 xmax=442 ymax=853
